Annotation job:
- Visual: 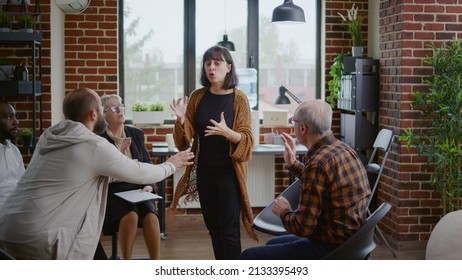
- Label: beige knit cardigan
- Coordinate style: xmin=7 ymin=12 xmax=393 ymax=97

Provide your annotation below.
xmin=171 ymin=87 xmax=258 ymax=241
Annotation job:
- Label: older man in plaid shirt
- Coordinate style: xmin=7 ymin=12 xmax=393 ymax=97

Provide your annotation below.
xmin=240 ymin=100 xmax=370 ymax=260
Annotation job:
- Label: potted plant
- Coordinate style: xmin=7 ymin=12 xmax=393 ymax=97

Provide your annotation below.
xmin=0 ymin=12 xmax=10 ymax=32
xmin=326 ymin=53 xmax=344 ymax=108
xmin=20 ymin=128 xmax=33 ymax=147
xmin=17 ymin=14 xmax=34 ymax=33
xmin=338 ymin=4 xmax=364 ymax=57
xmin=131 ymin=101 xmax=166 ymax=125
xmin=401 ymin=38 xmax=462 ymax=215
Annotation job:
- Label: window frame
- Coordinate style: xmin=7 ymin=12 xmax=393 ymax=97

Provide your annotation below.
xmin=119 ymin=0 xmax=321 ymax=111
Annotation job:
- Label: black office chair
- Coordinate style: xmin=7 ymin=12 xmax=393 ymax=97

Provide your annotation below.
xmin=322 ymin=202 xmax=392 ymax=260
xmin=253 ymin=179 xmax=301 ymax=235
xmin=0 ymin=248 xmax=16 ymax=260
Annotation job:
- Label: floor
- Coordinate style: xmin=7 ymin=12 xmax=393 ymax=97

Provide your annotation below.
xmin=100 ymin=213 xmax=426 ymax=260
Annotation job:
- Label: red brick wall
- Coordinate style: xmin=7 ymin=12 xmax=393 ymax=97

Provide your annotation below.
xmin=376 ymin=0 xmax=462 ymax=247
xmin=64 ymin=0 xmax=118 ymax=94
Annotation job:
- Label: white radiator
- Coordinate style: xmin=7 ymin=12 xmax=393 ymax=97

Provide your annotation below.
xmin=173 ymin=154 xmax=275 ymax=208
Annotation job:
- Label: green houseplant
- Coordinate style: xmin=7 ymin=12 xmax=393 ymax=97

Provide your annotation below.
xmin=131 ymin=101 xmax=166 ymax=125
xmin=17 ymin=14 xmax=34 ymax=32
xmin=326 ymin=53 xmax=344 ymax=108
xmin=338 ymin=4 xmax=364 ymax=57
xmin=0 ymin=12 xmax=10 ymax=31
xmin=401 ymin=39 xmax=462 ymax=214
xmin=338 ymin=4 xmax=364 ymax=47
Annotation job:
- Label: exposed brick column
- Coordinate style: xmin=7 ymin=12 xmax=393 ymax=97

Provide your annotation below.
xmin=379 ymin=0 xmax=462 ymax=249
xmin=64 ymin=0 xmax=118 ymax=95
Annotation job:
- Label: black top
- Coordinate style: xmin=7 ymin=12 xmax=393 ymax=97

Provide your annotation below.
xmin=100 ymin=125 xmax=154 ymax=192
xmin=195 ymin=89 xmax=235 ymax=168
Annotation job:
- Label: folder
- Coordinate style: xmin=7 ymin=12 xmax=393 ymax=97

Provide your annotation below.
xmin=114 ymin=189 xmax=163 ymax=204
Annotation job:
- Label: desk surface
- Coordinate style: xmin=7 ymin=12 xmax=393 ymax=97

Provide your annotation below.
xmin=151 ymin=143 xmax=307 ymax=156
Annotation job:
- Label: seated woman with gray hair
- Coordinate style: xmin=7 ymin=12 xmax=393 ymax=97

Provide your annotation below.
xmin=99 ymin=94 xmax=160 ymax=260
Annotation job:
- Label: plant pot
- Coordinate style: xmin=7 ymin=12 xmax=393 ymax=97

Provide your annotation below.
xmin=19 ymin=28 xmax=33 ymax=33
xmin=132 ymin=111 xmax=165 ymax=125
xmin=21 ymin=135 xmax=32 ymax=147
xmin=352 ymin=46 xmax=364 ymax=57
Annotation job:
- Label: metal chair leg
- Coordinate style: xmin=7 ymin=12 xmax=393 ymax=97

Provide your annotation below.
xmin=374 ymin=224 xmax=396 ymax=257
xmin=111 ymin=232 xmax=119 ymax=260
xmin=368 ymin=208 xmax=396 ymax=257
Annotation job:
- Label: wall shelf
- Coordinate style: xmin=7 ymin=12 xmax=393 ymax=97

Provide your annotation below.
xmin=0 ymin=80 xmax=42 ymax=96
xmin=338 ymin=57 xmax=379 ymax=154
xmin=0 ymin=32 xmax=42 ymax=43
xmin=0 ymin=30 xmax=43 ymax=147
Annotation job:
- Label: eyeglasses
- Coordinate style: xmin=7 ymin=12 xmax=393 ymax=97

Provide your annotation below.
xmin=104 ymin=104 xmax=125 ymax=113
xmin=288 ymin=116 xmax=300 ymax=125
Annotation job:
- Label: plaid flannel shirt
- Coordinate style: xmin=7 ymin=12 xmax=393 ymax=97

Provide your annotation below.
xmin=283 ymin=133 xmax=371 ymax=246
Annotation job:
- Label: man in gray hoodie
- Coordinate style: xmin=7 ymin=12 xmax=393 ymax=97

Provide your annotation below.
xmin=0 ymin=88 xmax=194 ymax=259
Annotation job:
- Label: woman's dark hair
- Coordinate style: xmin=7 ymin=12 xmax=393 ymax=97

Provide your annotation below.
xmin=199 ymin=45 xmax=238 ymax=89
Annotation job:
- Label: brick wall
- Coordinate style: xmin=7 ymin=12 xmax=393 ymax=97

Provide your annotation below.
xmin=376 ymin=0 xmax=462 ymax=248
xmin=4 ymin=0 xmax=459 ymax=250
xmin=63 ymin=0 xmax=118 ymax=95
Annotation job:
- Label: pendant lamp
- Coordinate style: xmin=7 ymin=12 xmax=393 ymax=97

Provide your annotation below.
xmin=274 ymin=85 xmax=302 ymax=104
xmin=272 ymin=0 xmax=306 ymax=23
xmin=217 ymin=0 xmax=235 ymax=51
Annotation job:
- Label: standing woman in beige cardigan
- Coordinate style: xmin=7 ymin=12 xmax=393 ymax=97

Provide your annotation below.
xmin=170 ymin=45 xmax=256 ymax=260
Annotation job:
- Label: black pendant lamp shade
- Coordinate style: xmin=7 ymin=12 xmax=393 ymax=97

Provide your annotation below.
xmin=217 ymin=0 xmax=235 ymax=51
xmin=274 ymin=86 xmax=302 ymax=104
xmin=272 ymin=0 xmax=306 ymax=23
xmin=218 ymin=34 xmax=235 ymax=51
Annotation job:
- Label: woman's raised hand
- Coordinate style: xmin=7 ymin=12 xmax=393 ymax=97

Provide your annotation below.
xmin=170 ymin=96 xmax=189 ymax=125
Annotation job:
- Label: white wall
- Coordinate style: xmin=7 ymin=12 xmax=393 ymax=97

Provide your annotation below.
xmin=368 ymin=0 xmax=380 ymax=59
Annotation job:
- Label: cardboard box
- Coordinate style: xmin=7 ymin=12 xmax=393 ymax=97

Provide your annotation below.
xmin=263 ymin=110 xmax=288 ymax=126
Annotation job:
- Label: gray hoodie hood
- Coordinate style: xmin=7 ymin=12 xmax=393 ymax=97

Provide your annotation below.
xmin=37 ymin=120 xmax=101 ymax=155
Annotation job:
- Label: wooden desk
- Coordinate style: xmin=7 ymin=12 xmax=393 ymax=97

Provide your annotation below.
xmin=151 ymin=144 xmax=307 ymax=239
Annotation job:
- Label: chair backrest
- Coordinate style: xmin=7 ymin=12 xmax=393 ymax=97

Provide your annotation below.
xmin=253 ymin=179 xmax=301 ymax=236
xmin=366 ymin=129 xmax=395 ymax=210
xmin=322 ymin=202 xmax=392 ymax=260
xmin=0 ymin=248 xmax=16 ymax=260
xmin=367 ymin=128 xmax=394 ymax=166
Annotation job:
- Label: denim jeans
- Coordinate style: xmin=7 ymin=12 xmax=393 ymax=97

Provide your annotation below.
xmin=240 ymin=234 xmax=337 ymax=260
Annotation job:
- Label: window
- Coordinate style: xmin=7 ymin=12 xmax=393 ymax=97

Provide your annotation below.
xmin=120 ymin=0 xmax=319 ymax=119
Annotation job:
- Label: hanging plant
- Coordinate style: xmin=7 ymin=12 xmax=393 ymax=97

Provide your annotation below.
xmin=326 ymin=53 xmax=344 ymax=108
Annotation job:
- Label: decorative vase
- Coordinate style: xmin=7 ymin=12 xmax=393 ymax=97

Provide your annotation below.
xmin=352 ymin=46 xmax=363 ymax=57
xmin=21 ymin=135 xmax=32 ymax=147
